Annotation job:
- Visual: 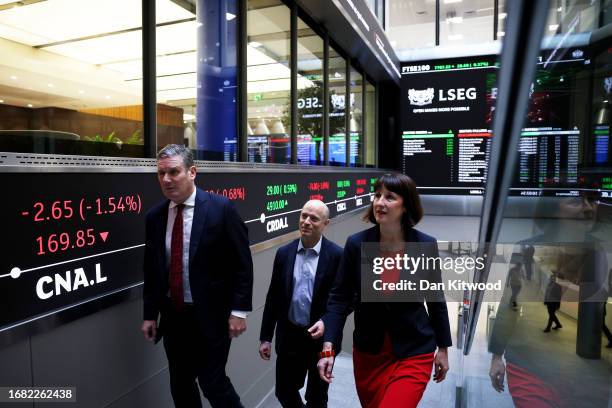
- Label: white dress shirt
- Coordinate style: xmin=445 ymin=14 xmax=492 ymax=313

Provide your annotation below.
xmin=165 ymin=187 xmax=247 ymax=318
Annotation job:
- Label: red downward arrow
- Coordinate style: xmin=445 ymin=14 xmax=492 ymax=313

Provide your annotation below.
xmin=99 ymin=232 xmax=109 ymax=242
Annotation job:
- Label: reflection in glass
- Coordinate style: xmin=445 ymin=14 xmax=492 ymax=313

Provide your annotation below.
xmin=296 ymin=18 xmax=323 ymax=165
xmin=365 ymin=81 xmax=376 ymax=167
xmin=386 ymin=0 xmax=435 ymax=51
xmin=328 ymin=48 xmax=346 ymax=166
xmin=246 ymin=0 xmax=291 ymax=164
xmin=440 ymin=0 xmax=494 ymax=46
xmin=350 ymin=68 xmax=363 ymax=167
xmin=0 ymin=0 xmax=144 ymax=157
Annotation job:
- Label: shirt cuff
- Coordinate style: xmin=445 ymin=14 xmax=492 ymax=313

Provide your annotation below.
xmin=231 ymin=310 xmax=248 ymax=319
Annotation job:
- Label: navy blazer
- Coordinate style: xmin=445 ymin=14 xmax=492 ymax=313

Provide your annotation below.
xmin=322 ymin=225 xmax=452 ymax=358
xmin=260 ymin=236 xmax=343 ymax=354
xmin=143 ymin=188 xmax=253 ymax=339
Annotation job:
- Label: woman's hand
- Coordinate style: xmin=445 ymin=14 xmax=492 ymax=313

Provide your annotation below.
xmin=489 ymin=354 xmax=506 ymax=392
xmin=433 ymin=347 xmax=449 ymax=382
xmin=317 ymin=342 xmax=335 ymax=384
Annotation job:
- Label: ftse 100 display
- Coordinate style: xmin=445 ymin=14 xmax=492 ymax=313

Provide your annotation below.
xmin=0 ymin=169 xmax=383 ymax=334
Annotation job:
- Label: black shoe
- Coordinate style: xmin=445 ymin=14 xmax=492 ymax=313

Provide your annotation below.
xmin=553 ymin=325 xmax=562 ymax=330
xmin=543 ymin=328 xmax=551 ymax=333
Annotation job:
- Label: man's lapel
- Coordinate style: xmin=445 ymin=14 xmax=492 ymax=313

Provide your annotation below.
xmin=312 ymin=237 xmax=328 ymax=298
xmin=284 ymin=239 xmax=299 ymax=300
xmin=189 ymin=188 xmax=209 ymax=269
xmin=156 ymin=201 xmax=170 ymax=275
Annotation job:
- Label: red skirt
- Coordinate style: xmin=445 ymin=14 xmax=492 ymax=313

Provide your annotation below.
xmin=353 ymin=334 xmax=434 ymax=408
xmin=506 ymin=363 xmax=567 ymax=408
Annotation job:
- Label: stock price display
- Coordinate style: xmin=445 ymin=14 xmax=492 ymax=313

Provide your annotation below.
xmin=0 ymin=169 xmax=383 ymax=333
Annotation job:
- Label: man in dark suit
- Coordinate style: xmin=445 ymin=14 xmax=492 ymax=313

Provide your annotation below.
xmin=141 ymin=144 xmax=253 ymax=408
xmin=259 ymin=200 xmax=343 ymax=408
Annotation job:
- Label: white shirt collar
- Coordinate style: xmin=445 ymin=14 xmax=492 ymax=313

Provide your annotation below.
xmin=169 ymin=187 xmax=196 ymax=209
xmin=298 ymin=236 xmax=323 ymax=255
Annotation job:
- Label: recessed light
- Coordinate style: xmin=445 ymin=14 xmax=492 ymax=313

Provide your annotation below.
xmin=10 ymin=75 xmax=17 ymax=80
xmin=78 ymin=90 xmax=85 ymax=94
xmin=498 ymin=13 xmax=507 ymax=19
xmin=47 ymin=83 xmax=54 ymax=88
xmin=548 ymin=24 xmax=559 ymax=31
xmin=27 ymin=104 xmax=33 ymax=107
xmin=557 ymin=7 xmax=562 ymax=12
xmin=0 ymin=99 xmax=4 ymax=103
xmin=497 ymin=31 xmax=505 ymax=37
xmin=226 ymin=12 xmax=236 ymax=21
xmin=105 ymin=95 xmax=111 ymax=99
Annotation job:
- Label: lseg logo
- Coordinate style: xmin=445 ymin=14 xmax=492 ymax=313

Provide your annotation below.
xmin=408 ymin=87 xmax=477 ymax=106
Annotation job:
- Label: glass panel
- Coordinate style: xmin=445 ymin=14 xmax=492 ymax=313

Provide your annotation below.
xmin=246 ymin=0 xmax=291 ymax=164
xmin=350 ymin=67 xmax=363 ymax=167
xmin=328 ymin=47 xmax=346 ymax=166
xmin=0 ymin=0 xmax=144 ymax=157
xmin=385 ymin=0 xmax=435 ymax=52
xmin=463 ymin=9 xmax=612 ymax=408
xmin=296 ymin=18 xmax=323 ymax=165
xmin=365 ymin=80 xmax=376 ymax=167
xmin=155 ymin=0 xmax=198 ymax=155
xmin=440 ymin=0 xmax=495 ymax=46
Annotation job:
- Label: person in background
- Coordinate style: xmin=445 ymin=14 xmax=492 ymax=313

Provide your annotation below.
xmin=543 ymin=273 xmax=562 ymax=332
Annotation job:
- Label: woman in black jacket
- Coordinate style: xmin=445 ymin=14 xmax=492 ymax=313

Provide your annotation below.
xmin=312 ymin=173 xmax=452 ymax=408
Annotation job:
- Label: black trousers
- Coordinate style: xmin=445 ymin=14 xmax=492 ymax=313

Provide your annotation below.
xmin=161 ymin=304 xmax=242 ymax=408
xmin=275 ymin=324 xmax=329 ymax=408
xmin=545 ymin=303 xmax=561 ymax=330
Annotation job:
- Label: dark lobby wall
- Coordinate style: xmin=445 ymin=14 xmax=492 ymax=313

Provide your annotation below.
xmin=0 ymin=211 xmax=369 ymax=408
xmin=377 ymin=80 xmax=400 ymax=170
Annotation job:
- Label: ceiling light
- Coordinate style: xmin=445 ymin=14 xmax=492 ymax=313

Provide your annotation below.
xmin=497 ymin=31 xmax=505 ymax=37
xmin=548 ymin=24 xmax=559 ymax=31
xmin=105 ymin=95 xmax=111 ymax=99
xmin=78 ymin=90 xmax=85 ymax=94
xmin=449 ymin=34 xmax=464 ymax=41
xmin=0 ymin=100 xmax=4 ymax=103
xmin=47 ymin=83 xmax=54 ymax=88
xmin=498 ymin=13 xmax=507 ymax=19
xmin=226 ymin=12 xmax=236 ymax=21
xmin=444 ymin=0 xmax=462 ymax=3
xmin=10 ymin=75 xmax=17 ymax=80
xmin=249 ymin=41 xmax=262 ymax=48
xmin=27 ymin=104 xmax=33 ymax=107
xmin=557 ymin=7 xmax=562 ymax=12
xmin=447 ymin=16 xmax=463 ymax=23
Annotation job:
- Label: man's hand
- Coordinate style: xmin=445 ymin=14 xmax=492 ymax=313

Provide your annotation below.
xmin=308 ymin=320 xmax=324 ymax=339
xmin=433 ymin=347 xmax=449 ymax=382
xmin=317 ymin=342 xmax=335 ymax=384
xmin=489 ymin=354 xmax=506 ymax=392
xmin=228 ymin=315 xmax=247 ymax=338
xmin=141 ymin=320 xmax=157 ymax=342
xmin=259 ymin=341 xmax=272 ymax=360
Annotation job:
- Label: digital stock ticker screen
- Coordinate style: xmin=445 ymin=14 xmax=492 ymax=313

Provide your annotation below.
xmin=400 ymin=49 xmax=611 ymax=198
xmin=0 ymin=169 xmax=382 ymax=334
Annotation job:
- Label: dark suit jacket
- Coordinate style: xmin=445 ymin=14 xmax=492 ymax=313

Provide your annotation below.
xmin=143 ymin=188 xmax=253 ymax=340
xmin=260 ymin=236 xmax=343 ymax=354
xmin=322 ymin=225 xmax=452 ymax=358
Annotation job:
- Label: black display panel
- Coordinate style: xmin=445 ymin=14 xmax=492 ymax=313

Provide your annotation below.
xmin=0 ymin=169 xmax=382 ymax=334
xmin=400 ymin=50 xmax=611 ymax=198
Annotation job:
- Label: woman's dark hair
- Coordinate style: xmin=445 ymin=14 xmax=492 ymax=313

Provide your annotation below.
xmin=363 ymin=173 xmax=423 ymax=229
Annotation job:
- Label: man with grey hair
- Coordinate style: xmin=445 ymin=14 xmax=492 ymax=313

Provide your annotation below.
xmin=142 ymin=144 xmax=253 ymax=407
xmin=259 ymin=200 xmax=342 ymax=407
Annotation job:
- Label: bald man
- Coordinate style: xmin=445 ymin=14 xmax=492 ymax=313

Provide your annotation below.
xmin=259 ymin=200 xmax=343 ymax=408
